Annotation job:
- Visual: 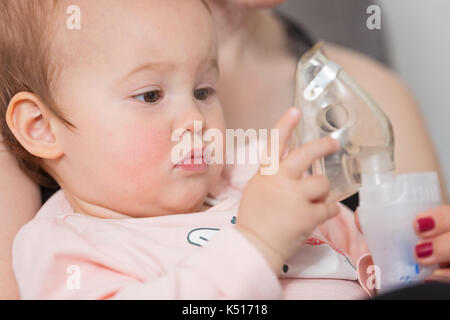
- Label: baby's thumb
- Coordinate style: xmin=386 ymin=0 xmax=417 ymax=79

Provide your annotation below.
xmin=263 ymin=108 xmax=301 ymax=166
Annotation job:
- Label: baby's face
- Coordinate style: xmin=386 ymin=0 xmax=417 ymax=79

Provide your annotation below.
xmin=52 ymin=0 xmax=225 ymax=217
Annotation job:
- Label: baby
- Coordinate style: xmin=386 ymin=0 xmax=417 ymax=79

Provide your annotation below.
xmin=1 ymin=0 xmax=373 ymax=299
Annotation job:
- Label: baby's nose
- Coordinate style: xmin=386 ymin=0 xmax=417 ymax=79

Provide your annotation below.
xmin=175 ymin=106 xmax=206 ymax=135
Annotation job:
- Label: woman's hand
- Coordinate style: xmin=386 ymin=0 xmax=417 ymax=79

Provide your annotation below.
xmin=355 ymin=206 xmax=450 ymax=283
xmin=414 ymin=205 xmax=450 ymax=282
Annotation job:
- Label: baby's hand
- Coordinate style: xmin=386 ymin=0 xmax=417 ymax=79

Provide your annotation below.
xmin=236 ymin=108 xmax=340 ymax=274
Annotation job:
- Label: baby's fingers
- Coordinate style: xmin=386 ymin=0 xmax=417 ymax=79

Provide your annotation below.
xmin=261 ymin=108 xmax=301 ymax=170
xmin=281 ymin=137 xmax=339 ymax=179
xmin=314 ymin=202 xmax=341 ymax=224
xmin=299 ymin=176 xmax=331 ymax=202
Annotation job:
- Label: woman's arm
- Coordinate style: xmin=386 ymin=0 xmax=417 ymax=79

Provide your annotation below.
xmin=324 ymin=42 xmax=447 ymax=202
xmin=0 ymin=139 xmax=40 ymax=299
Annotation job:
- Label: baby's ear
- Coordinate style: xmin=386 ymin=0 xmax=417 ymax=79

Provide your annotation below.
xmin=6 ymin=92 xmax=64 ymax=159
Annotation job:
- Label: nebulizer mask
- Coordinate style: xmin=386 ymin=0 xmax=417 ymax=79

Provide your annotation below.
xmin=291 ymin=43 xmax=442 ymax=292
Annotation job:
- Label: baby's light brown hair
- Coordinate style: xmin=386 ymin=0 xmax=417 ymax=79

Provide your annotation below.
xmin=0 ymin=0 xmax=71 ymax=187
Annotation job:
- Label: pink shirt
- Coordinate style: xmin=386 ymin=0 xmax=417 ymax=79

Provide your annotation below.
xmin=13 ymin=160 xmax=375 ymax=300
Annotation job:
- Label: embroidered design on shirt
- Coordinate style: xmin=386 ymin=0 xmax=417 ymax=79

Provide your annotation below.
xmin=187 ymin=216 xmax=237 ymax=247
xmin=187 ymin=228 xmax=220 ymax=247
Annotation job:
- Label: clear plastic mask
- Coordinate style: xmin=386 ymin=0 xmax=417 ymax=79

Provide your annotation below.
xmin=290 ymin=42 xmax=395 ymax=203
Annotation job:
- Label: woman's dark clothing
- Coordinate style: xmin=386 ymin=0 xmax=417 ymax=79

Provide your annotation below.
xmin=274 ymin=11 xmax=316 ymax=58
xmin=40 ymin=186 xmax=59 ymax=204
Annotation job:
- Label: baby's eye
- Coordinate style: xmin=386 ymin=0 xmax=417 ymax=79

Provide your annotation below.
xmin=135 ymin=90 xmax=164 ymax=104
xmin=194 ymin=87 xmax=215 ymax=101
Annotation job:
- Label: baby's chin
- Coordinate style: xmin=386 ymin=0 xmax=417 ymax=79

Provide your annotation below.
xmin=171 ymin=199 xmax=210 ymax=215
xmin=164 ymin=189 xmax=211 ymax=214
xmin=161 ymin=176 xmax=224 ymax=215
xmin=97 ymin=167 xmax=223 ymax=218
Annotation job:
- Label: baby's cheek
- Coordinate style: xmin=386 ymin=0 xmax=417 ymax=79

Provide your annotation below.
xmin=104 ymin=126 xmax=170 ymax=178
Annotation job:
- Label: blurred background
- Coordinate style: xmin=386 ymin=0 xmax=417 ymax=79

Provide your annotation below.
xmin=277 ymin=0 xmax=450 ymax=200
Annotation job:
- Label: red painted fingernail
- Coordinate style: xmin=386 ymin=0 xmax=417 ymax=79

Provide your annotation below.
xmin=417 ymin=217 xmax=435 ymax=232
xmin=416 ymin=242 xmax=433 ymax=258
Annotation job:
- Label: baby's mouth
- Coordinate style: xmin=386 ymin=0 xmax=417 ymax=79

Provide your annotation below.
xmin=174 ymin=147 xmax=209 ymax=172
xmin=179 ymin=147 xmax=205 ymax=164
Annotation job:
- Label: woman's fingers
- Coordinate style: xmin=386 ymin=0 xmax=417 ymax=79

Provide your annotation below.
xmin=281 ymin=137 xmax=339 ymax=179
xmin=414 ymin=205 xmax=450 ymax=239
xmin=415 ymin=231 xmax=450 ymax=266
xmin=260 ymin=107 xmax=301 ymax=171
xmin=414 ymin=205 xmax=450 ymax=279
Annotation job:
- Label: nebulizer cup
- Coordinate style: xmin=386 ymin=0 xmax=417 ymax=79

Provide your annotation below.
xmin=291 ymin=42 xmax=442 ymax=293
